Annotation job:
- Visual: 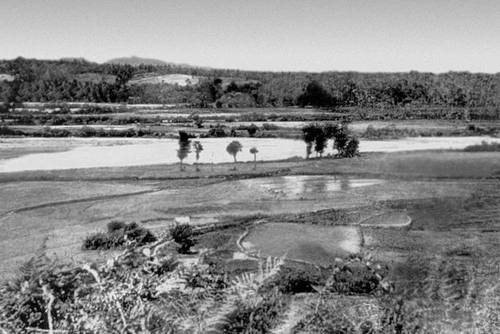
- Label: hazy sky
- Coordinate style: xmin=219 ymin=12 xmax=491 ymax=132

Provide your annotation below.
xmin=1 ymin=0 xmax=499 ymax=72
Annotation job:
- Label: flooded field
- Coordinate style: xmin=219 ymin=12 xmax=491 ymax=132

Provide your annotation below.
xmin=243 ymin=223 xmax=361 ymax=266
xmin=238 ymin=175 xmax=383 ymax=199
xmin=1 ymin=136 xmax=499 ymax=172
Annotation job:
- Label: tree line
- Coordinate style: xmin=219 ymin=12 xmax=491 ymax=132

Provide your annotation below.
xmin=2 ymin=58 xmax=500 ymax=112
xmin=174 ymin=123 xmax=358 ymax=171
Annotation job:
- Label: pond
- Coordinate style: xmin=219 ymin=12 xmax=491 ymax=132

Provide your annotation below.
xmin=242 ymin=223 xmax=361 ymax=266
xmin=0 ymin=136 xmax=499 ymax=172
xmin=237 ymin=175 xmax=383 ymax=199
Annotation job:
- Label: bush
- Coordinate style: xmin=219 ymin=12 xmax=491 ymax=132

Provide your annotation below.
xmin=207 ymin=124 xmax=227 ymax=137
xmin=83 ymin=222 xmax=156 ymax=250
xmin=83 ymin=231 xmax=122 ymax=250
xmin=326 ymin=258 xmax=388 ymax=295
xmin=169 ymin=223 xmax=196 ymax=254
xmin=246 ymin=123 xmax=259 ymax=136
xmin=264 ymin=267 xmax=324 ymax=294
xmin=221 ymin=289 xmax=288 ymax=333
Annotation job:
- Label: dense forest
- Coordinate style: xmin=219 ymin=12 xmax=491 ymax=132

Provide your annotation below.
xmin=1 ymin=57 xmax=500 ymax=112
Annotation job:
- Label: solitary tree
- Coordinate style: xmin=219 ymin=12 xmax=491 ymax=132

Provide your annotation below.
xmin=177 ymin=131 xmax=191 ymax=171
xmin=226 ymin=140 xmax=243 ymax=168
xmin=193 ymin=141 xmax=203 ymax=171
xmin=249 ymin=147 xmax=259 ymax=170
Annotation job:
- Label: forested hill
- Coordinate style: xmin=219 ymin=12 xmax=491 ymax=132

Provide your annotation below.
xmin=1 ymin=57 xmax=500 ymax=111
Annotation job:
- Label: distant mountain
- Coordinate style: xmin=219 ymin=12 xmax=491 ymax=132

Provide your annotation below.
xmin=106 ymin=56 xmax=190 ymax=67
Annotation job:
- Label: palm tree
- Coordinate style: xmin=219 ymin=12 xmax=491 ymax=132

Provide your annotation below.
xmin=249 ymin=147 xmax=258 ymax=170
xmin=226 ymin=140 xmax=242 ymax=169
xmin=193 ymin=141 xmax=203 ymax=171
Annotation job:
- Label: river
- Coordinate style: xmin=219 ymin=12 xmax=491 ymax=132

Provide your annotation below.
xmin=0 ymin=136 xmax=499 ymax=172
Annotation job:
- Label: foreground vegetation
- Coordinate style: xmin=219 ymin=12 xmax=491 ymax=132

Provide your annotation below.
xmin=2 ymin=206 xmax=499 ymax=333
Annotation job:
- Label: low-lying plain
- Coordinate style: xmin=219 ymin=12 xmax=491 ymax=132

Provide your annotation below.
xmin=0 ymin=144 xmax=499 ymax=333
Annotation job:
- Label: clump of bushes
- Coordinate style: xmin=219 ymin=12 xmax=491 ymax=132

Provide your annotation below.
xmin=221 ymin=289 xmax=289 ymax=333
xmin=206 ymin=123 xmax=228 ymax=137
xmin=325 ymin=257 xmax=389 ymax=295
xmin=83 ymin=221 xmax=156 ymax=250
xmin=264 ymin=266 xmax=325 ymax=294
xmin=169 ymin=223 xmax=197 ymax=254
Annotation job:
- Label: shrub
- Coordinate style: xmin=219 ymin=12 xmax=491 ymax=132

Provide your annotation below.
xmin=246 ymin=123 xmax=259 ymax=136
xmin=325 ymin=258 xmax=388 ymax=295
xmin=169 ymin=223 xmax=196 ymax=254
xmin=83 ymin=222 xmax=156 ymax=250
xmin=208 ymin=123 xmax=227 ymax=137
xmin=124 ymin=222 xmax=157 ymax=245
xmin=83 ymin=231 xmax=121 ymax=250
xmin=221 ymin=289 xmax=288 ymax=333
xmin=264 ymin=267 xmax=324 ymax=294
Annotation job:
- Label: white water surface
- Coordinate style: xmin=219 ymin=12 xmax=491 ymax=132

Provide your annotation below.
xmin=0 ymin=136 xmax=499 ymax=172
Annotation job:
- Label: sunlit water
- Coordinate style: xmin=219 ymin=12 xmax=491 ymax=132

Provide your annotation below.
xmin=243 ymin=223 xmax=361 ymax=265
xmin=0 ymin=136 xmax=499 ymax=173
xmin=238 ymin=175 xmax=383 ymax=199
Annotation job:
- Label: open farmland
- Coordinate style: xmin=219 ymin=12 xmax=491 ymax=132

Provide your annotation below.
xmin=0 ymin=144 xmax=499 ymax=333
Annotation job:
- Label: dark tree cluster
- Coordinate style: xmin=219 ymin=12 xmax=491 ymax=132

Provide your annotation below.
xmin=302 ymin=123 xmax=359 ymax=158
xmin=2 ymin=58 xmax=500 ymax=118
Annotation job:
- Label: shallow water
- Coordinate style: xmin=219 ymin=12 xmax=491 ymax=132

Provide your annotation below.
xmin=0 ymin=136 xmax=499 ymax=173
xmin=244 ymin=223 xmax=361 ymax=265
xmin=238 ymin=175 xmax=383 ymax=199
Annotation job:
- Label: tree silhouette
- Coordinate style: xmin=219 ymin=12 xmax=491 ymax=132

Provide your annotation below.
xmin=249 ymin=147 xmax=259 ymax=170
xmin=297 ymin=80 xmax=334 ymax=107
xmin=226 ymin=140 xmax=243 ymax=168
xmin=314 ymin=127 xmax=327 ymax=157
xmin=177 ymin=131 xmax=191 ymax=171
xmin=193 ymin=141 xmax=203 ymax=171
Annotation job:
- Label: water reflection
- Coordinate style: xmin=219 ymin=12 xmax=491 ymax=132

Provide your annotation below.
xmin=240 ymin=175 xmax=382 ymax=198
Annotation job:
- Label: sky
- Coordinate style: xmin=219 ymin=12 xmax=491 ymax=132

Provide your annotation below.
xmin=1 ymin=0 xmax=499 ymax=73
